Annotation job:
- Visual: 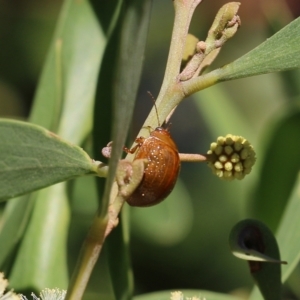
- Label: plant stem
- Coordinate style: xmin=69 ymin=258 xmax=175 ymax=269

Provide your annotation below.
xmin=179 ymin=153 xmax=207 ymax=162
xmin=66 ymin=216 xmax=108 ymax=300
xmin=131 ymin=0 xmax=203 ymax=143
xmin=160 ymin=0 xmax=203 ymax=95
xmin=181 ymin=68 xmax=221 ymax=97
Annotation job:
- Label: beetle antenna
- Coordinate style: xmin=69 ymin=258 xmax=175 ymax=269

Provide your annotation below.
xmin=166 ymin=122 xmax=172 ymax=131
xmin=147 ymin=91 xmax=161 ymax=127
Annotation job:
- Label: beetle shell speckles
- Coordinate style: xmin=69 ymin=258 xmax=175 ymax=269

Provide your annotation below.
xmin=126 ymin=127 xmax=180 ymax=207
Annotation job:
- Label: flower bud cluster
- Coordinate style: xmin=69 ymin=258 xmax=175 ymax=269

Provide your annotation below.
xmin=207 ymin=134 xmax=256 ymax=180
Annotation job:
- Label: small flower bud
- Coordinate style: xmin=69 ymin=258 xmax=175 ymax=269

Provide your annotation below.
xmin=214 ymin=145 xmax=223 ymax=155
xmin=224 ymin=161 xmax=233 ymax=171
xmin=219 ymin=154 xmax=227 ymax=163
xmin=224 ymin=145 xmax=233 ymax=155
xmin=207 ymin=134 xmax=256 ymax=180
xmin=231 ymin=153 xmax=240 ymax=163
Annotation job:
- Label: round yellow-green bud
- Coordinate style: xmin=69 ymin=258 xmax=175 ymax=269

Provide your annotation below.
xmin=207 ymin=134 xmax=256 ymax=180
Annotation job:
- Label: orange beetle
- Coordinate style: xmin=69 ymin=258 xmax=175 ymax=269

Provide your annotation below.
xmin=125 ymin=126 xmax=180 ymax=207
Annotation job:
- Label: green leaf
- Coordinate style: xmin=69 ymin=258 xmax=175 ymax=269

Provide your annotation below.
xmin=93 ymin=0 xmax=152 ymax=215
xmin=0 ymin=119 xmax=97 ymax=201
xmin=103 ymin=3 xmax=153 ymax=299
xmin=0 ymin=194 xmax=34 ymax=268
xmin=9 ymin=183 xmax=69 ymax=291
xmin=275 ymin=173 xmax=300 ymax=282
xmin=252 ymin=107 xmax=300 ymax=231
xmin=133 ymin=289 xmax=242 ymax=300
xmin=30 ymin=0 xmax=105 ymax=144
xmin=90 ymin=1 xmax=152 ymax=299
xmin=217 ymin=17 xmax=300 ymax=81
xmin=55 ymin=3 xmax=105 ymax=144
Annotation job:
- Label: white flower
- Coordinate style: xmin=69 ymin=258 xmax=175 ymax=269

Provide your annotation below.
xmin=170 ymin=291 xmax=206 ymax=300
xmin=21 ymin=289 xmax=66 ymax=300
xmin=0 ymin=273 xmax=21 ymax=300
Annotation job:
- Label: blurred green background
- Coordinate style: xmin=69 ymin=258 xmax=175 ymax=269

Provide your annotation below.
xmin=1 ymin=0 xmax=300 ymax=299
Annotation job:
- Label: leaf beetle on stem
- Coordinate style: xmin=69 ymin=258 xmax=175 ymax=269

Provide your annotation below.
xmin=124 ymin=95 xmax=180 ymax=207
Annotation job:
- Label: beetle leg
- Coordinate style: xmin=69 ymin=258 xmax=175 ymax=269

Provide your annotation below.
xmin=145 ymin=126 xmax=152 ymax=134
xmin=123 ymin=137 xmax=145 ymax=154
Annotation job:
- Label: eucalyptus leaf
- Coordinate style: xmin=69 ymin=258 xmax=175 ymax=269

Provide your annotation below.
xmin=0 ymin=119 xmax=97 ymax=201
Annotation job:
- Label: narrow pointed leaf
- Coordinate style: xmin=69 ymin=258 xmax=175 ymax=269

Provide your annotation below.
xmin=0 ymin=194 xmax=34 ymax=268
xmin=0 ymin=119 xmax=97 ymax=201
xmin=80 ymin=1 xmax=153 ymax=299
xmin=216 ymin=17 xmax=300 ymax=81
xmin=252 ymin=108 xmax=300 ymax=231
xmin=9 ymin=183 xmax=69 ymax=291
xmin=93 ymin=0 xmax=152 ymax=215
xmin=102 ymin=2 xmax=152 ymax=299
xmin=30 ymin=0 xmax=105 ymax=140
xmin=55 ymin=1 xmax=105 ymax=144
xmin=275 ymin=173 xmax=300 ymax=282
